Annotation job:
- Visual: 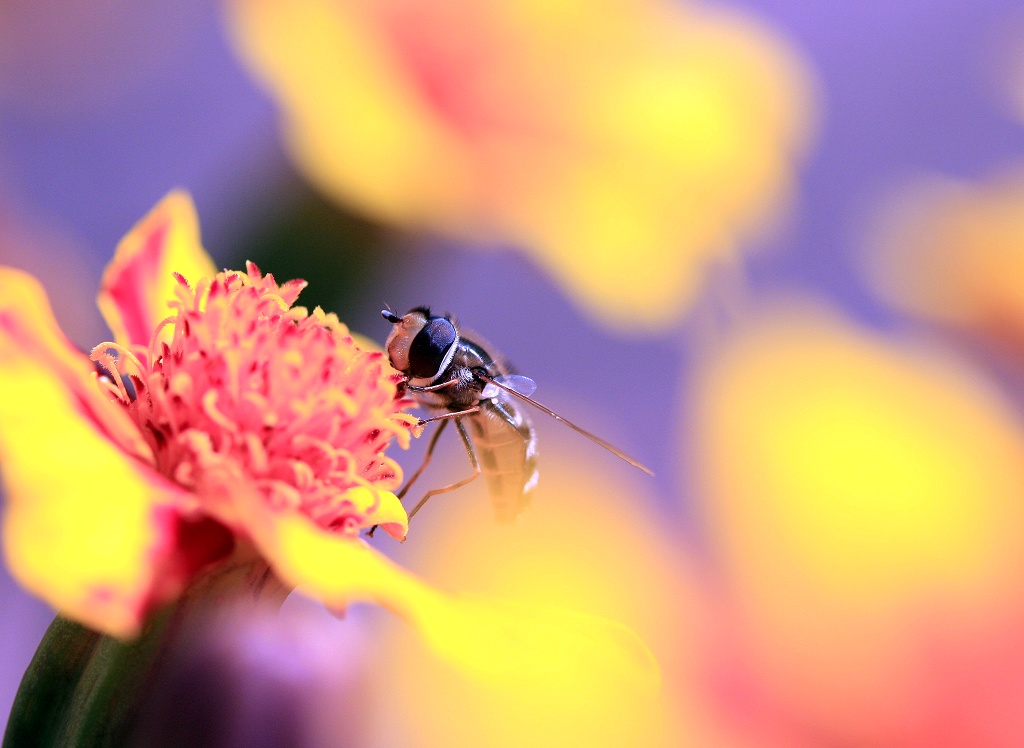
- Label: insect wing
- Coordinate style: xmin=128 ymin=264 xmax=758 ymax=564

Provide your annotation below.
xmin=478 ymin=374 xmax=654 ymax=476
xmin=481 ymin=374 xmax=537 ymax=400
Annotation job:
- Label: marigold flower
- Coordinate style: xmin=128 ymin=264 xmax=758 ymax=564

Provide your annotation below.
xmin=224 ymin=0 xmax=813 ymax=331
xmin=688 ymin=303 xmax=1024 ymax=745
xmin=0 ymin=190 xmax=416 ymax=638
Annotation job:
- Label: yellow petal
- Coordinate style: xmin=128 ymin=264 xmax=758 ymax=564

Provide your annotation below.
xmin=402 ymin=456 xmax=683 ymax=663
xmin=97 ymin=190 xmax=217 ymax=347
xmin=346 ymin=485 xmax=408 ymax=541
xmin=247 ymin=508 xmax=659 ymax=724
xmin=0 ymin=275 xmax=191 ymax=637
xmin=386 ymin=459 xmax=702 ymax=746
xmin=386 ymin=601 xmax=669 ymax=748
xmin=0 ymin=267 xmax=152 ymax=462
xmin=691 ymin=303 xmax=1024 ymax=743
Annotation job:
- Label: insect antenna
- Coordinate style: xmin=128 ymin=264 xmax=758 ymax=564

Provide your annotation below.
xmin=478 ymin=374 xmax=654 ymax=476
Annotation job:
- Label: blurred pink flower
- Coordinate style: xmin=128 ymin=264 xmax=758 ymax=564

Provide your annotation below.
xmin=865 ymin=168 xmax=1024 ymax=355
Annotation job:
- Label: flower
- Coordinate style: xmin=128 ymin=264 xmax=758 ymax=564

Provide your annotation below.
xmin=374 ymin=461 xmax=693 ymax=746
xmin=0 ymin=190 xmax=415 ymax=638
xmin=1 ymin=192 xmax=658 ymax=741
xmin=864 ymin=168 xmax=1024 ymax=352
xmin=686 ymin=302 xmax=1024 ymax=746
xmin=224 ymin=0 xmax=813 ymax=332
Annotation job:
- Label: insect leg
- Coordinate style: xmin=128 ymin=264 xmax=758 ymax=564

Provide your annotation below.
xmin=416 ymin=406 xmax=480 ymax=427
xmin=408 ymin=417 xmax=481 ymax=521
xmin=397 ymin=419 xmax=449 ymax=500
xmin=367 ymin=420 xmax=451 ymax=539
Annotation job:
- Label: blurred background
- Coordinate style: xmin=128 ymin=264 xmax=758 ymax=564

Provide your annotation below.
xmin=3 ymin=0 xmax=1024 ymax=745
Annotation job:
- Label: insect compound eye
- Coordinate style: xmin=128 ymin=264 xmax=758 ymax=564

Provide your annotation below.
xmin=407 ymin=317 xmax=458 ymax=380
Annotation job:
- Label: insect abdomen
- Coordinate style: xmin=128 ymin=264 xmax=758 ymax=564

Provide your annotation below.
xmin=469 ymin=400 xmax=537 ymax=522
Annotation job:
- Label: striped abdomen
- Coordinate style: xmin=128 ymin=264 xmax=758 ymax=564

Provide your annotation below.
xmin=468 ymin=397 xmax=537 ymax=522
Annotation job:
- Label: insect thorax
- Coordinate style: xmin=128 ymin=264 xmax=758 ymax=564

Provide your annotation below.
xmin=414 ymin=338 xmax=503 ymax=411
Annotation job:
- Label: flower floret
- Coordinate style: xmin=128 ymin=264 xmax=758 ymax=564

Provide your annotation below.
xmin=91 ymin=261 xmax=415 ymax=538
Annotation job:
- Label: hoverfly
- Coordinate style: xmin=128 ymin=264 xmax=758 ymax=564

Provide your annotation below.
xmin=371 ymin=306 xmax=652 ymax=533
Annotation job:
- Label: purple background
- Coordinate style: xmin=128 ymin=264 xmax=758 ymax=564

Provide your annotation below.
xmin=2 ymin=0 xmax=1022 ymax=732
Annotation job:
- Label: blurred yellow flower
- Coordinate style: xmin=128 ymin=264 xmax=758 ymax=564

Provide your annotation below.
xmin=689 ymin=303 xmax=1024 ymax=746
xmin=225 ymin=0 xmax=813 ymax=331
xmin=865 ymin=168 xmax=1024 ymax=351
xmin=368 ymin=459 xmax=714 ymax=747
xmin=0 ymin=191 xmax=657 ymax=721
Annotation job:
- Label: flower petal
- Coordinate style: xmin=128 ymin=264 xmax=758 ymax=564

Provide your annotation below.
xmin=0 ymin=267 xmax=151 ymax=461
xmin=379 ymin=600 xmax=678 ymax=748
xmin=247 ymin=506 xmax=659 ymax=698
xmin=97 ymin=190 xmax=217 ymax=348
xmin=378 ymin=463 xmax=695 ymax=746
xmin=0 ymin=306 xmax=193 ymax=638
xmin=347 ymin=486 xmax=408 ymax=540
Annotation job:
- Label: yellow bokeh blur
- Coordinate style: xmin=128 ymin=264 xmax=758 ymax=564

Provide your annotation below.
xmin=248 ymin=468 xmax=669 ymax=747
xmin=225 ymin=0 xmax=813 ymax=332
xmin=363 ymin=456 xmax=719 ymax=747
xmin=690 ymin=303 xmax=1024 ymax=744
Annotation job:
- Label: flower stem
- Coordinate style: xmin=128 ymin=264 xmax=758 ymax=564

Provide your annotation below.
xmin=3 ymin=610 xmax=172 ymax=747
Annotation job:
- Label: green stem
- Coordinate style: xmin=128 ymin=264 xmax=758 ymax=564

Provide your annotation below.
xmin=5 ymin=609 xmax=184 ymax=747
xmin=4 ymin=553 xmax=287 ymax=747
xmin=3 ymin=616 xmax=101 ymax=747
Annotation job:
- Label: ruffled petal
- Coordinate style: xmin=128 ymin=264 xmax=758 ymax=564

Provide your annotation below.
xmin=247 ymin=507 xmax=659 ymax=694
xmin=379 ymin=600 xmax=676 ymax=747
xmin=97 ymin=190 xmax=217 ymax=348
xmin=0 ymin=301 xmax=194 ymax=638
xmin=0 ymin=267 xmax=151 ymax=461
xmin=346 ymin=486 xmax=408 ymax=540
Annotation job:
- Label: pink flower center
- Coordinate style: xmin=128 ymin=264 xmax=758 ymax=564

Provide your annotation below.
xmin=93 ymin=263 xmax=414 ymax=535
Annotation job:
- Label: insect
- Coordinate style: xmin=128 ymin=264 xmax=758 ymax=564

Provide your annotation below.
xmin=372 ymin=306 xmax=652 ymax=532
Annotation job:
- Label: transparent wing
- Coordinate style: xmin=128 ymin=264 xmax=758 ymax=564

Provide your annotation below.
xmin=478 ymin=374 xmax=654 ymax=476
xmin=481 ymin=374 xmax=537 ymax=400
